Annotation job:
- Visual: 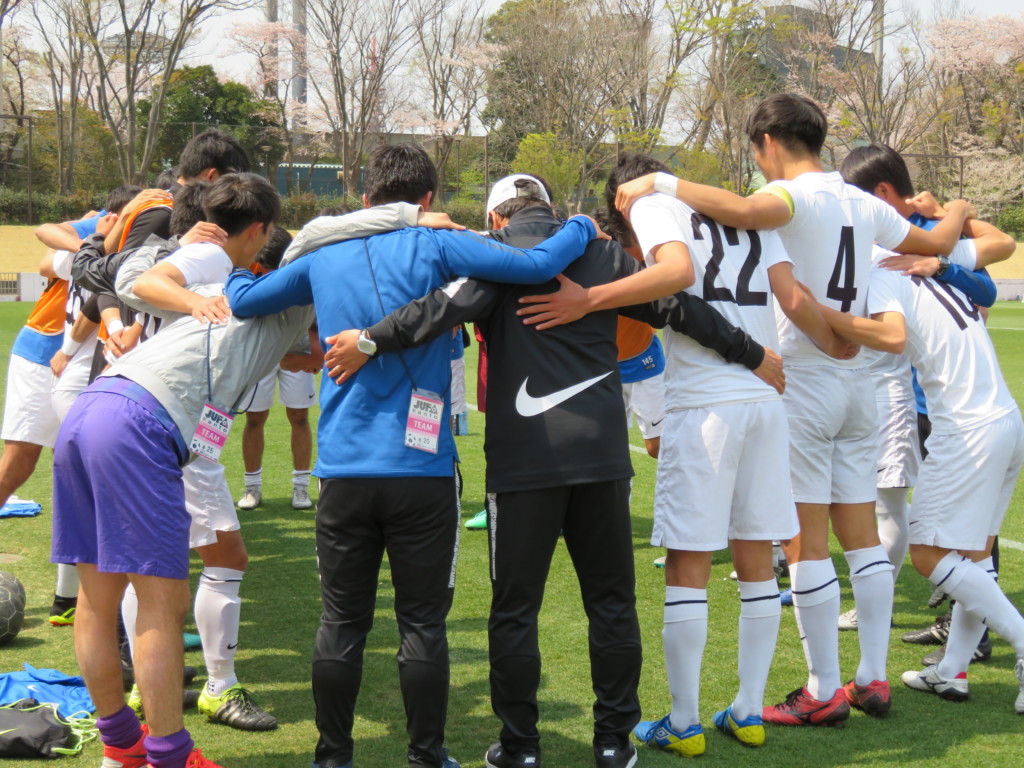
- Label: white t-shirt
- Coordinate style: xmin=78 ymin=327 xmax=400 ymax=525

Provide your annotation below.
xmin=164 ymin=243 xmax=232 ymax=287
xmin=865 ymin=238 xmax=978 ymax=402
xmin=759 ymin=171 xmax=911 ymax=368
xmin=51 ymin=249 xmax=98 ymax=396
xmin=867 ymin=266 xmax=1016 ymax=435
xmin=632 ymin=193 xmax=787 ymax=410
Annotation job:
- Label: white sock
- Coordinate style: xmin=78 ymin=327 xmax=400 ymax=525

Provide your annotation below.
xmin=196 ymin=567 xmax=244 ymax=696
xmin=876 ymin=488 xmax=910 ymax=580
xmin=121 ymin=583 xmax=139 ymax=658
xmin=930 ymin=552 xmax=1024 ymax=659
xmin=663 ymin=586 xmax=707 ymax=731
xmin=292 ymin=469 xmax=311 ymax=489
xmin=789 ymin=559 xmax=841 ymax=701
xmin=733 ymin=579 xmax=781 ymax=721
xmin=845 ymin=546 xmax=894 ymax=685
xmin=936 ymin=556 xmax=997 ymax=680
xmin=55 ymin=563 xmax=79 ymax=599
xmin=243 ymin=469 xmax=262 ymax=489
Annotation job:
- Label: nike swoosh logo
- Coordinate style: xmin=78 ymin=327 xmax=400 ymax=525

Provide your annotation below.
xmin=651 ymin=418 xmax=664 ymax=427
xmin=227 ymin=642 xmax=238 ymax=649
xmin=515 ymin=372 xmax=612 ymax=417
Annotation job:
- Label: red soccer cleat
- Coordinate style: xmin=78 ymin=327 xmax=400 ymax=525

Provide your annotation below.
xmin=146 ymin=748 xmax=224 ymax=768
xmin=843 ymin=679 xmax=891 ymax=717
xmin=101 ymin=725 xmax=148 ymax=768
xmin=762 ymin=687 xmax=850 ymax=727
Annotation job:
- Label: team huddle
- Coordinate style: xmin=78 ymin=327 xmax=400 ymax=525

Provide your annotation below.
xmin=1 ymin=91 xmax=1022 ymax=768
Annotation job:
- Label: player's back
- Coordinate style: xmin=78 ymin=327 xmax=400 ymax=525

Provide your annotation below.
xmin=631 ymin=193 xmax=783 ymax=409
xmin=868 ymin=267 xmax=1016 ymax=436
xmin=766 ymin=172 xmax=910 ymax=368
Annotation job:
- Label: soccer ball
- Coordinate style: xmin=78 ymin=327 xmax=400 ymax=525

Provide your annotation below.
xmin=0 ymin=570 xmax=27 ymax=646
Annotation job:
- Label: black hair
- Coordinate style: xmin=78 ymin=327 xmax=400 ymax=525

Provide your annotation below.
xmin=104 ymin=185 xmax=143 ymax=215
xmin=154 ymin=168 xmax=178 ymax=190
xmin=364 ymin=144 xmax=437 ymax=206
xmin=603 ymin=153 xmax=671 ymax=248
xmin=492 ymin=177 xmax=548 ymax=221
xmin=178 ymin=129 xmax=250 ymax=180
xmin=839 ymin=144 xmax=915 ymax=198
xmin=169 ymin=181 xmax=210 ymax=237
xmin=745 ymin=93 xmax=828 ymax=156
xmin=318 ymin=205 xmax=347 ymax=217
xmin=253 ymin=226 xmax=293 ymax=272
xmin=201 ymin=173 xmax=280 ymax=237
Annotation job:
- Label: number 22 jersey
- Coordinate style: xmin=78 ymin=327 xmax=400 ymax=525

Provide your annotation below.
xmin=759 ymin=171 xmax=910 ymax=368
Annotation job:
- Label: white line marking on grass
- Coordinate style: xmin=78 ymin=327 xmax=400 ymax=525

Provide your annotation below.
xmin=987 ymin=327 xmax=1024 ymax=331
xmin=1001 ymin=538 xmax=1024 ymax=552
xmin=629 ymin=444 xmax=647 ymax=455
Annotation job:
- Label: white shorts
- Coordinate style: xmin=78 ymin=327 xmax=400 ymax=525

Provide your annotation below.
xmin=623 ymin=374 xmax=666 ymax=440
xmin=244 ymin=367 xmax=317 ymax=412
xmin=1 ymin=354 xmax=60 ymax=448
xmin=783 ymin=366 xmax=879 ymax=505
xmin=184 ymin=459 xmax=240 ymax=548
xmin=909 ymin=410 xmax=1024 ymax=552
xmin=651 ymin=400 xmax=799 ymax=551
xmin=875 ymin=398 xmax=920 ymax=489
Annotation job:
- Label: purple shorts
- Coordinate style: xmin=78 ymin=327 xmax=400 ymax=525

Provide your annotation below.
xmin=51 ymin=377 xmax=192 ymax=580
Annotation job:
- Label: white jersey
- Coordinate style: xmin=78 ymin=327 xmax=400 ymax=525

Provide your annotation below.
xmin=631 ymin=193 xmax=787 ymax=410
xmin=867 ymin=266 xmax=1016 ymax=435
xmin=164 ymin=242 xmax=232 ymax=286
xmin=760 ymin=171 xmax=911 ymax=369
xmin=865 ymin=238 xmax=978 ymax=402
xmin=51 ymin=249 xmax=98 ymax=397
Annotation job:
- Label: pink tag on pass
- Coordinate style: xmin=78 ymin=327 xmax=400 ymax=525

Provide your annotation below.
xmin=405 ymin=389 xmax=443 ymax=454
xmin=190 ymin=403 xmax=234 ymax=463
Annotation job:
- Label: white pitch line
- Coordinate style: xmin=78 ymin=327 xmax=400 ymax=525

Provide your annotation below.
xmin=629 ymin=444 xmax=647 ymax=455
xmin=1002 ymin=538 xmax=1024 ymax=552
xmin=987 ymin=326 xmax=1024 ymax=331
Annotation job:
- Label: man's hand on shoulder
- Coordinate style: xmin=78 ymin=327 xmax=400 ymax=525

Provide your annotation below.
xmin=752 ymin=347 xmax=785 ymax=395
xmin=568 ymin=214 xmax=610 ymax=240
xmin=517 ymin=274 xmax=591 ymax=330
xmin=180 ymin=222 xmax=228 ymax=247
xmin=878 ymin=253 xmax=940 ymax=277
xmin=324 ymin=329 xmax=369 ymax=385
xmin=614 ymin=173 xmax=658 ymax=219
xmin=416 ymin=211 xmax=466 ymax=231
xmin=191 ymin=294 xmax=231 ymax=325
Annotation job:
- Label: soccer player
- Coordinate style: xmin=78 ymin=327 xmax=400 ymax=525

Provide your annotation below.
xmin=236 ymin=227 xmax=320 ymax=512
xmin=814 ymin=251 xmax=1024 ymax=714
xmin=320 ymin=168 xmax=786 ymax=767
xmin=52 ymin=173 xmax=293 ymax=768
xmin=836 ymin=145 xmax=1014 ymax=639
xmin=613 ymin=93 xmax=976 ymax=723
xmin=226 ymin=145 xmax=607 ymax=768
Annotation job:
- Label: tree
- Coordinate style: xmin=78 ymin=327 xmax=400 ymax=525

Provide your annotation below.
xmin=136 ymin=65 xmax=282 ymax=178
xmin=75 ymin=0 xmax=256 ymax=185
xmin=512 ymin=132 xmax=581 ymax=206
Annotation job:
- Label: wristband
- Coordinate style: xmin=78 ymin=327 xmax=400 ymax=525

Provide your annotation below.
xmin=61 ymin=336 xmax=83 ymax=356
xmin=654 ymin=172 xmax=678 ymax=198
xmin=105 ymin=319 xmax=125 ymax=335
xmin=104 ymin=350 xmax=118 ymax=366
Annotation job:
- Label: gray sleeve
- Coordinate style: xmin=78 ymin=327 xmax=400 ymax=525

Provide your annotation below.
xmin=280 ymin=203 xmax=422 ymax=265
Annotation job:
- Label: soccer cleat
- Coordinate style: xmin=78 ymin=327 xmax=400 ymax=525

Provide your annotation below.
xmin=197 ymin=684 xmax=277 ymax=731
xmin=163 ymin=748 xmax=224 ymax=768
xmin=633 ymin=715 xmax=705 ymax=757
xmin=901 ymin=664 xmax=968 ymax=702
xmin=236 ymin=487 xmax=261 ymax=510
xmin=127 ymin=685 xmax=202 ymax=719
xmin=183 ymin=632 xmax=203 ymax=650
xmin=594 ymin=742 xmax=637 ymax=768
xmin=441 ymin=748 xmax=461 ymax=768
xmin=484 ymin=742 xmax=540 ymax=767
xmin=48 ymin=603 xmax=76 ymax=627
xmin=922 ymin=635 xmax=992 ymax=666
xmin=901 ymin=615 xmax=950 ymax=645
xmin=1014 ymin=659 xmax=1024 ymax=714
xmin=842 ymin=679 xmax=891 ymax=717
xmin=780 ymin=589 xmax=793 ymax=607
xmin=101 ymin=725 xmax=148 ymax=768
xmin=928 ymin=586 xmax=949 ymax=609
xmin=713 ymin=706 xmax=765 ymax=747
xmin=465 ymin=509 xmax=487 ymax=530
xmin=762 ymin=687 xmax=850 ymax=727
xmin=838 ymin=608 xmax=858 ymax=631
xmin=292 ymin=486 xmax=313 ymax=510
xmin=653 ymin=556 xmax=666 ymax=568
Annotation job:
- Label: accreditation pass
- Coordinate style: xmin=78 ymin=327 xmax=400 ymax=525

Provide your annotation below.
xmin=190 ymin=403 xmax=234 ymax=463
xmin=406 ymin=388 xmax=443 ymax=454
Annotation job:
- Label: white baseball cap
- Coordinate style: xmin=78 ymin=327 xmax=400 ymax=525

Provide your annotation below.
xmin=485 ymin=174 xmax=551 ymax=215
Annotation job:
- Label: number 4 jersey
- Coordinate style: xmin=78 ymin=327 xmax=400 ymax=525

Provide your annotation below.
xmin=867 ymin=266 xmax=1016 ymax=437
xmin=759 ymin=171 xmax=911 ymax=368
xmin=631 ymin=193 xmax=788 ymax=410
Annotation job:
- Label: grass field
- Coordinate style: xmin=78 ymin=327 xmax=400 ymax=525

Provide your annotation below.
xmin=1 ymin=301 xmax=1023 ymax=767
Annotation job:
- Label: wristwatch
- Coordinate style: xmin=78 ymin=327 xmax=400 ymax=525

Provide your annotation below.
xmin=356 ymin=330 xmax=378 ymax=357
xmin=936 ymin=254 xmax=951 ymax=277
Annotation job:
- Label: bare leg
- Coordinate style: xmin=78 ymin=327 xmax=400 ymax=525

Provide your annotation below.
xmin=241 ymin=410 xmax=269 ymax=474
xmin=74 ymin=564 xmax=129 ymax=718
xmin=286 ymin=407 xmax=312 ymax=472
xmin=0 ymin=440 xmax=43 ymax=508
